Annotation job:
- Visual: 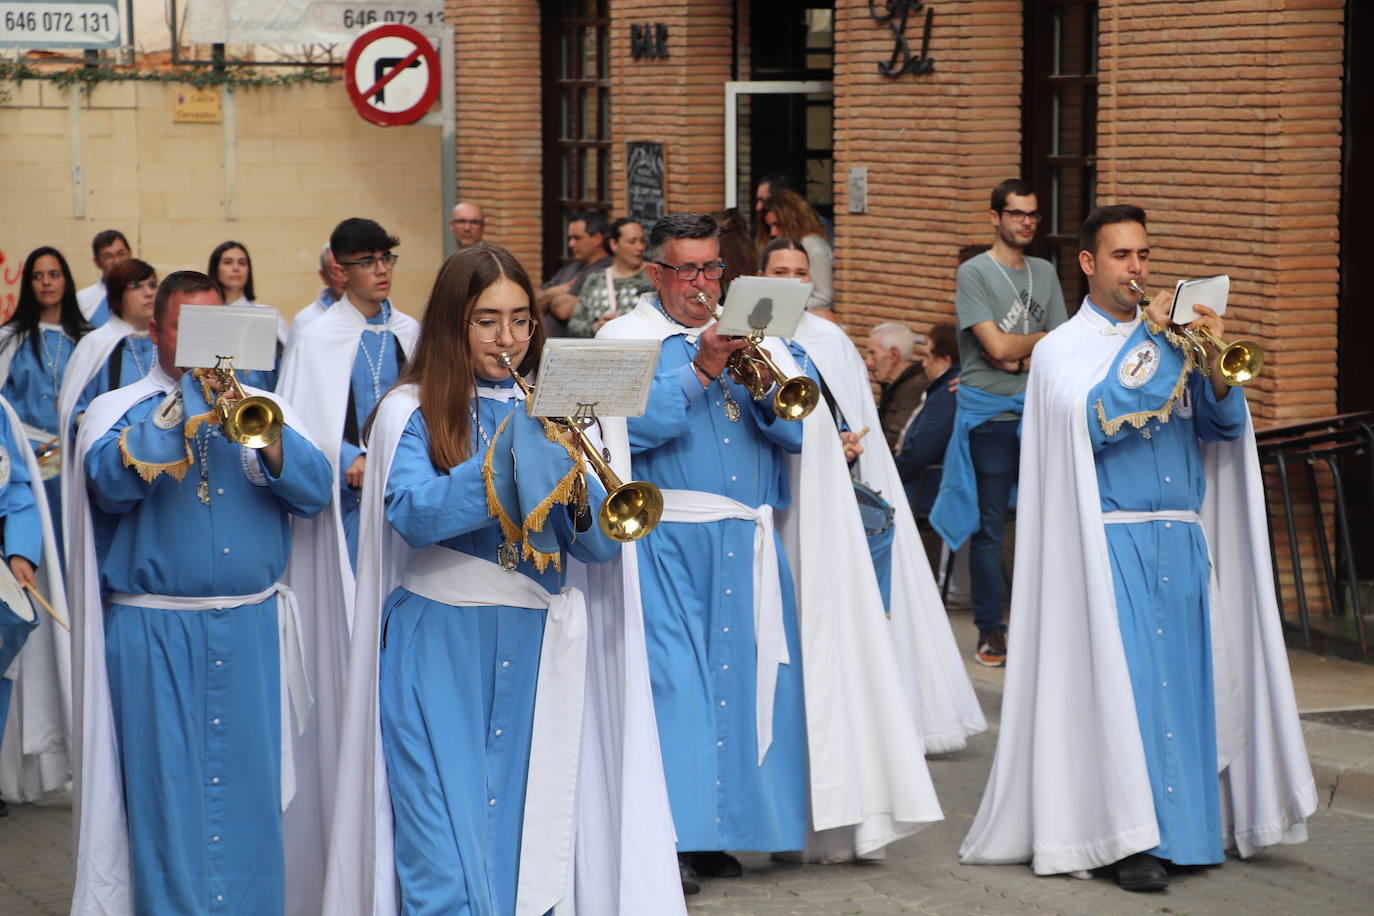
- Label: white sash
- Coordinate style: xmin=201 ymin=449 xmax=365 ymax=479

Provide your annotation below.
xmin=400 ymin=545 xmax=588 ymax=916
xmin=659 ymin=488 xmax=789 ymax=766
xmin=105 ymin=582 xmax=313 ymax=810
xmin=1101 ymin=509 xmax=1202 ymax=525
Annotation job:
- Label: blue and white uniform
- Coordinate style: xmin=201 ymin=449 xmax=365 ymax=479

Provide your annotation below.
xmin=0 ymin=324 xmax=78 ymax=547
xmin=339 ymin=302 xmax=402 ymax=568
xmin=0 ymin=405 xmax=44 ymax=762
xmin=81 ymin=370 xmax=332 ymax=915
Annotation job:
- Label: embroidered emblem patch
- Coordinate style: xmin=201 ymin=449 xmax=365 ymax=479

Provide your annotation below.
xmin=0 ymin=444 xmax=10 ymax=490
xmin=1174 ymin=384 xmax=1195 ymax=419
xmin=153 ymin=392 xmax=183 ymax=429
xmin=1117 ymin=340 xmax=1161 ymax=389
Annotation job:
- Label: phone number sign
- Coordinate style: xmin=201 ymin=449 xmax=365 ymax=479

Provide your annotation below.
xmin=0 ymin=0 xmax=119 ymax=48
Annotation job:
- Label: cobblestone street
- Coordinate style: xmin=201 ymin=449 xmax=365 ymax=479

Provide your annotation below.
xmin=4 ymin=681 xmax=1372 ymax=915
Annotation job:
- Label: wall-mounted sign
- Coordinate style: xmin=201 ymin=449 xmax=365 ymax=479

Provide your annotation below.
xmin=848 ymin=168 xmax=869 ymax=214
xmin=630 ymin=22 xmax=668 ymax=60
xmin=184 ymin=0 xmax=444 ymax=44
xmin=173 ymin=88 xmax=223 ymax=124
xmin=0 ymin=0 xmax=120 ymax=49
xmin=626 ymin=142 xmax=665 ymax=234
xmin=869 ymin=0 xmax=935 ymax=78
xmin=344 ymin=22 xmax=441 ymax=127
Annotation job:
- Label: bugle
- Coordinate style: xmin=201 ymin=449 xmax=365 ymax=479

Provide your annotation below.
xmin=1129 ymin=280 xmax=1264 ymax=386
xmin=695 ymin=291 xmax=820 ymax=420
xmin=497 ymin=352 xmax=663 ymax=542
xmin=193 ymin=357 xmax=284 ymax=448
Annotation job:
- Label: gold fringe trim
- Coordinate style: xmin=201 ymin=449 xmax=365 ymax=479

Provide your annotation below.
xmin=482 ymin=413 xmax=525 ymax=550
xmin=183 ymin=409 xmax=217 ymax=440
xmin=119 ymin=426 xmax=194 ymax=483
xmin=1094 ymin=357 xmax=1193 ymax=438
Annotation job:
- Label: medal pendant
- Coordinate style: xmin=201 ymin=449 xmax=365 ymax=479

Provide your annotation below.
xmin=197 ymin=480 xmax=211 ymax=505
xmin=602 ymin=446 xmax=612 ymax=464
xmin=497 ymin=540 xmax=520 ymax=571
xmin=724 ymin=399 xmax=742 ymax=423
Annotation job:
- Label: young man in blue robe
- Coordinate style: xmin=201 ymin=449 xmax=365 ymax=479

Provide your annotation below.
xmin=599 ymin=213 xmax=809 ymax=891
xmin=69 ymin=271 xmax=334 ymax=915
xmin=961 ymin=205 xmax=1315 ymax=889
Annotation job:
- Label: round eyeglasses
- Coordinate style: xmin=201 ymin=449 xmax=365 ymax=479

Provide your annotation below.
xmin=469 ymin=317 xmax=537 ymax=343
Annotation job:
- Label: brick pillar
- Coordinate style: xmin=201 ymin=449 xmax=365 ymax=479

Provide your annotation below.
xmin=831 ymin=0 xmax=1024 ymax=340
xmin=610 ymin=0 xmax=735 ymax=216
xmin=1096 ymin=0 xmax=1345 ymax=426
xmin=448 ymin=0 xmax=544 ymax=278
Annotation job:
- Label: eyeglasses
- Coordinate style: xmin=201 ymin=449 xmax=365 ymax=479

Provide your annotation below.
xmin=469 ymin=317 xmax=536 ymax=343
xmin=1000 ymin=209 xmax=1042 ymax=223
xmin=653 ymin=260 xmax=727 ymax=281
xmin=126 ymin=278 xmax=158 ymax=292
xmin=339 ymin=252 xmax=399 ymax=271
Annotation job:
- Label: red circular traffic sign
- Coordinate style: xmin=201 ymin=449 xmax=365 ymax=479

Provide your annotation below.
xmin=344 ymin=24 xmax=441 ymax=127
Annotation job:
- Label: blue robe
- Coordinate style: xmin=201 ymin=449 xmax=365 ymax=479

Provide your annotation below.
xmin=72 ymin=333 xmax=158 ymax=421
xmin=0 ymin=406 xmax=44 ymax=755
xmin=378 ymin=382 xmax=617 ymax=915
xmin=1086 ymin=301 xmax=1247 ymax=865
xmin=3 ymin=325 xmax=75 ymax=546
xmin=339 ymin=302 xmax=402 ymax=569
xmin=88 ymin=298 xmax=110 ymax=328
xmin=85 ymin=372 xmax=332 ymax=915
xmin=627 ymin=334 xmax=808 ymax=852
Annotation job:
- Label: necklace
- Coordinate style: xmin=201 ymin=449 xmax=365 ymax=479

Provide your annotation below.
xmin=126 ymin=334 xmax=149 ymax=378
xmin=469 ymin=399 xmax=494 ymax=449
xmin=984 ymin=251 xmax=1033 ymax=331
xmin=473 ymin=395 xmax=523 ymax=569
xmin=195 ymin=424 xmax=213 ymax=505
xmin=359 ymin=327 xmax=390 ymax=403
xmin=719 ymin=378 xmax=742 ymax=422
xmin=38 ymin=329 xmax=67 ymax=401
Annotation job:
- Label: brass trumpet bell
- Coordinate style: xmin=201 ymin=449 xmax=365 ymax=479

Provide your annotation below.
xmin=1198 ymin=330 xmax=1263 ymax=386
xmin=600 ymin=479 xmax=665 ymax=542
xmin=223 ymin=395 xmax=284 ymax=449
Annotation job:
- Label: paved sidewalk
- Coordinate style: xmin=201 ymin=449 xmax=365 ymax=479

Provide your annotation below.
xmin=3 ymin=608 xmax=1371 ymax=915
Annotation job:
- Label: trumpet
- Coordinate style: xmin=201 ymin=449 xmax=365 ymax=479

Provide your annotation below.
xmin=1129 ymin=280 xmax=1264 ymax=386
xmin=497 ymin=352 xmax=662 ymax=542
xmin=695 ymin=291 xmax=820 ymax=420
xmin=193 ymin=357 xmax=284 ymax=448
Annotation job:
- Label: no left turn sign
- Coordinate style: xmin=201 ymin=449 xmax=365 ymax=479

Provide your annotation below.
xmin=344 ymin=24 xmax=441 ymax=127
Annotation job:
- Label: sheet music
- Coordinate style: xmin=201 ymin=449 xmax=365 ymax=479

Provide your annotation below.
xmin=1169 ymin=275 xmax=1230 ymax=325
xmin=175 ymin=305 xmax=280 ymax=370
xmin=529 ymin=339 xmax=661 ymax=419
xmin=715 ymin=276 xmax=812 ymax=338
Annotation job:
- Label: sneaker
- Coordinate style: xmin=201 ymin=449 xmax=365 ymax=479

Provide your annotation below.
xmin=975 ymin=629 xmax=1007 ymax=667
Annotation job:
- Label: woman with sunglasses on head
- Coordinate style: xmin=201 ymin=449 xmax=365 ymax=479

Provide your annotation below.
xmin=0 ymin=247 xmax=93 ymax=538
xmin=759 ymin=189 xmax=835 ymax=321
xmin=324 ymin=244 xmax=682 ymax=915
xmin=208 ymin=240 xmax=288 ymax=390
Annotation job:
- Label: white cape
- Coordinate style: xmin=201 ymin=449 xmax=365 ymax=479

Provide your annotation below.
xmin=601 ymin=301 xmax=943 ymax=860
xmin=273 ymin=294 xmax=417 ymax=915
xmin=0 ymin=393 xmax=72 ymax=803
xmin=66 ymin=368 xmax=332 ymax=915
xmin=321 ymin=385 xmax=683 ymax=915
xmin=960 ymin=305 xmax=1316 ymax=875
xmin=793 ymin=313 xmax=986 ymax=754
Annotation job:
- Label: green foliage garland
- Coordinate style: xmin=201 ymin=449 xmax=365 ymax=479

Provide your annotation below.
xmin=0 ymin=59 xmax=336 ymax=102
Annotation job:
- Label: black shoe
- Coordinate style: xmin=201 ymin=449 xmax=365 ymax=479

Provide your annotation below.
xmin=1116 ymin=852 xmax=1169 ymax=892
xmin=677 ymin=854 xmax=700 ymax=896
xmin=691 ymin=851 xmax=744 ymax=878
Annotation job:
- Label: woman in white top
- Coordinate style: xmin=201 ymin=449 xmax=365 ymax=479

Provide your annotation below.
xmin=760 ymin=188 xmax=836 ymax=321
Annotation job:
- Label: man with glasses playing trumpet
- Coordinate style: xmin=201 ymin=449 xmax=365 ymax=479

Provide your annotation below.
xmin=962 ymin=205 xmax=1314 ymax=892
xmin=66 ymin=270 xmax=335 ymax=914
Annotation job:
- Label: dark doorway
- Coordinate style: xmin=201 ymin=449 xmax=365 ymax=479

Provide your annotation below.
xmin=1022 ymin=0 xmax=1098 ymax=310
xmin=541 ymin=0 xmax=612 ymax=280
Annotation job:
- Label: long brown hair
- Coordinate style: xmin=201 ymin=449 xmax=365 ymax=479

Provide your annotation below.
xmin=711 ymin=209 xmax=758 ymax=291
xmin=757 ymin=188 xmax=826 ymax=248
xmin=395 ymin=244 xmax=543 ymax=470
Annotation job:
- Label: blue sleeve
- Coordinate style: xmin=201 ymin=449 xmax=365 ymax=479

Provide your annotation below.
xmin=676 ymin=362 xmax=711 ymax=406
xmin=1191 ymin=374 xmax=1247 ymax=442
xmin=261 ymin=426 xmax=333 ymax=518
xmin=627 ymin=367 xmax=694 ymax=453
xmin=384 ymin=414 xmax=491 ymax=550
xmin=84 ymin=405 xmax=188 ymax=514
xmin=553 ymin=473 xmax=620 ymax=565
xmin=896 ymin=389 xmax=955 ymax=484
xmin=0 ymin=414 xmax=41 ymax=567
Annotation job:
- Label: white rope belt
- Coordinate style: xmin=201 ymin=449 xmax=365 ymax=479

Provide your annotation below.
xmin=105 ymin=583 xmax=312 ymax=809
xmin=401 ymin=545 xmax=586 ymax=916
xmin=659 ymin=488 xmax=789 ymax=766
xmin=1102 ymin=509 xmax=1202 ymax=525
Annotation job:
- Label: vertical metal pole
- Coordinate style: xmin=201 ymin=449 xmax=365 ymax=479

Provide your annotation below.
xmin=1325 ymin=454 xmax=1369 ymax=654
xmin=440 ymin=28 xmax=457 ymax=258
xmin=1276 ymin=454 xmax=1312 ymax=647
xmin=68 ymin=89 xmax=85 ymax=219
xmin=223 ymin=90 xmax=238 ymax=220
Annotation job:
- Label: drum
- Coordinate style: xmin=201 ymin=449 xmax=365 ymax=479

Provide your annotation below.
xmin=853 ymin=480 xmax=895 ymax=536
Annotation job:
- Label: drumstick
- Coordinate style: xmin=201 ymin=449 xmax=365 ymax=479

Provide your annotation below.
xmin=24 ymin=584 xmax=70 ymax=632
xmin=852 ymin=426 xmax=871 ymax=443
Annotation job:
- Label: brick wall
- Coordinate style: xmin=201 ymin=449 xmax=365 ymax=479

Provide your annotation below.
xmin=831 ymin=0 xmax=1024 ymax=341
xmin=449 ymin=0 xmax=545 ymax=279
xmin=609 ymin=0 xmax=736 ymax=216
